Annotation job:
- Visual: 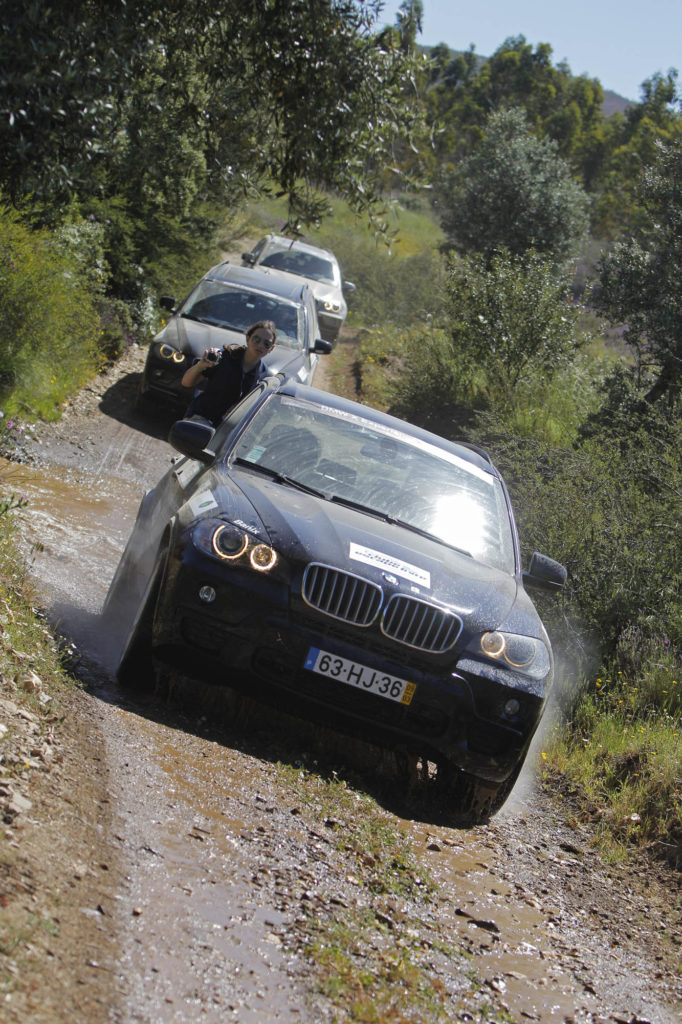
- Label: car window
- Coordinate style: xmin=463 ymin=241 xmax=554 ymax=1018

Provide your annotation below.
xmin=230 ymin=395 xmax=516 ymax=573
xmin=182 ymin=282 xmax=303 ymax=350
xmin=260 ymin=249 xmax=337 ymax=285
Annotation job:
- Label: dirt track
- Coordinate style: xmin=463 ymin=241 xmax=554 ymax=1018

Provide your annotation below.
xmin=2 ymin=341 xmax=680 ymax=1023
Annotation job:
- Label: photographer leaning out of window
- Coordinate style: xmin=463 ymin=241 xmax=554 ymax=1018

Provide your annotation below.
xmin=181 ymin=320 xmax=277 ymax=428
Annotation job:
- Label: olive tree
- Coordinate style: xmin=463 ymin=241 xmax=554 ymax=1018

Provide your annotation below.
xmin=596 ymin=136 xmax=682 ymax=407
xmin=0 ymin=0 xmax=426 ymax=231
xmin=437 ymin=107 xmax=590 ymax=265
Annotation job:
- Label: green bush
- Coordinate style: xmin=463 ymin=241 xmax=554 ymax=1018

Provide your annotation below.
xmin=0 ymin=203 xmax=101 ymax=418
xmin=545 ymin=633 xmax=681 ymax=863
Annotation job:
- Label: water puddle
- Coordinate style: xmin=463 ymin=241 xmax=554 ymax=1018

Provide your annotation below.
xmin=3 ymin=456 xmax=142 ymax=621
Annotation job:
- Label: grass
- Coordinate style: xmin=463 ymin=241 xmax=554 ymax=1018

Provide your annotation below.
xmin=542 ymin=636 xmax=681 ymax=865
xmin=244 ymin=191 xmax=444 ymax=257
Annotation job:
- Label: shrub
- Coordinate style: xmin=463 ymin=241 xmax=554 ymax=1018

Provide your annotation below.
xmin=0 ymin=203 xmax=102 ymax=418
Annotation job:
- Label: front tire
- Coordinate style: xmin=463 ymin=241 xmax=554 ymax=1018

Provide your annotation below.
xmin=437 ymin=760 xmax=523 ymax=826
xmin=116 ymin=557 xmax=165 ymax=690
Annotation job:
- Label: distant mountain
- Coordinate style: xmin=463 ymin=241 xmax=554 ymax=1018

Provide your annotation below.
xmin=602 ymin=89 xmax=633 ymax=117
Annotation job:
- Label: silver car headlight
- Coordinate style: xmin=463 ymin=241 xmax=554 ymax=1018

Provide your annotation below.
xmin=323 ymin=299 xmax=341 ymax=312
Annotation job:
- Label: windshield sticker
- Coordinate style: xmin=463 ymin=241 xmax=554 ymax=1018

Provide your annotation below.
xmin=243 ymin=445 xmax=266 ymax=463
xmin=189 ymin=490 xmax=218 ymax=516
xmin=277 ymin=398 xmax=492 ymax=483
xmin=350 ymin=543 xmax=430 ymax=588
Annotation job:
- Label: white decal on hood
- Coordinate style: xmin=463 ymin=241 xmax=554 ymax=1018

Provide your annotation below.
xmin=349 ymin=543 xmax=430 ymax=589
xmin=189 ymin=490 xmax=218 ymax=516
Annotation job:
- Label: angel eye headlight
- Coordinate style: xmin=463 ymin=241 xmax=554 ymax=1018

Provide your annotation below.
xmin=212 ymin=524 xmax=248 ymax=560
xmin=159 ymin=343 xmax=177 ymax=359
xmin=480 ymin=631 xmax=547 ymax=674
xmin=250 ymin=544 xmax=277 ymax=572
xmin=481 ymin=631 xmax=506 ymax=658
xmin=323 ymin=300 xmax=341 ymax=312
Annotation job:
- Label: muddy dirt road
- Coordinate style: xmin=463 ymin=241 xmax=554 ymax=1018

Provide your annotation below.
xmin=4 ymin=342 xmax=681 ymax=1023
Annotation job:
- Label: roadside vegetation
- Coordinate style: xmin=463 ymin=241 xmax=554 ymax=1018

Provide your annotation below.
xmin=1 ymin=0 xmax=680 ymax=891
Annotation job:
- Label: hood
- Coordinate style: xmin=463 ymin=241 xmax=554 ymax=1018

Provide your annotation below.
xmin=157 ymin=317 xmax=308 ymax=378
xmin=228 ymin=468 xmax=521 ymax=634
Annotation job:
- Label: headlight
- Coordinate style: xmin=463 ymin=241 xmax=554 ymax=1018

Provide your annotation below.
xmin=157 ymin=342 xmax=186 ymax=363
xmin=323 ymin=300 xmax=341 ymax=312
xmin=478 ymin=631 xmax=550 ymax=678
xmin=212 ymin=524 xmax=248 ymax=560
xmin=193 ymin=518 xmax=279 ymax=573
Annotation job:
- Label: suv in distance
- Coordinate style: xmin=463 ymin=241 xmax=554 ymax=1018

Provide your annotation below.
xmin=242 ymin=234 xmax=355 ymax=344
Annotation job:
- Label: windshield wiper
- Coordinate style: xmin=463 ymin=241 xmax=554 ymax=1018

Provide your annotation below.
xmin=329 ymin=494 xmax=473 ymax=557
xmin=234 ymin=457 xmax=329 ymax=499
xmin=328 ymin=494 xmax=392 ymax=521
xmin=180 ymin=312 xmax=229 ymax=328
xmin=385 ymin=515 xmax=473 ymax=558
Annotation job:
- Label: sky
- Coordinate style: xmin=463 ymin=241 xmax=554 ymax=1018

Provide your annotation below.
xmin=378 ymin=0 xmax=681 ymax=102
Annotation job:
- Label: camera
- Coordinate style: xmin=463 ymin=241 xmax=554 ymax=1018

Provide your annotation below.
xmin=206 ymin=349 xmax=221 ymax=363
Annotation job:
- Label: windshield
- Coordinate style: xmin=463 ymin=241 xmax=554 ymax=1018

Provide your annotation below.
xmin=231 ymin=395 xmax=516 ymax=573
xmin=182 ymin=281 xmax=303 ymax=349
xmin=259 ymin=248 xmax=337 ymax=285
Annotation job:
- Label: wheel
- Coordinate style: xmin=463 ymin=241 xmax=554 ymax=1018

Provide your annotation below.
xmin=134 ymin=382 xmax=153 ymax=414
xmin=437 ymin=759 xmax=523 ymax=826
xmin=116 ymin=555 xmax=165 ymax=690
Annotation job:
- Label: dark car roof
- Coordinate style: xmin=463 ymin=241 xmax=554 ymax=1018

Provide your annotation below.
xmin=206 ymin=261 xmax=310 ymax=304
xmin=273 ymin=379 xmax=497 ymax=477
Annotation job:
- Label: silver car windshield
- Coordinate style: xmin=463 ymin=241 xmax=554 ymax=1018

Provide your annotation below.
xmin=182 ymin=281 xmax=303 ymax=349
xmin=231 ymin=395 xmax=516 ymax=573
xmin=259 ymin=248 xmax=337 ymax=285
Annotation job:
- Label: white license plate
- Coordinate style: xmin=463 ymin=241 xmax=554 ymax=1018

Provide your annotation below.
xmin=304 ymin=647 xmax=416 ymax=705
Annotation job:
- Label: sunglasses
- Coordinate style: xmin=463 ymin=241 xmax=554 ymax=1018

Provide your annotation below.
xmin=250 ymin=333 xmax=275 ymax=350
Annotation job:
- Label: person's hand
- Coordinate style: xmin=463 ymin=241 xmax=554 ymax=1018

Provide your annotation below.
xmin=200 ymin=347 xmax=220 ymax=365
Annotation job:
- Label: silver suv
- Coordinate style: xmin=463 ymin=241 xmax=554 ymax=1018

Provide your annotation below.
xmin=242 ymin=235 xmax=355 ymax=344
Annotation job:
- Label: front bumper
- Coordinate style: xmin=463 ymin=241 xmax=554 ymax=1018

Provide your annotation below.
xmin=140 ymin=350 xmax=189 ymax=408
xmin=151 ymin=547 xmax=546 ymax=783
xmin=317 ymin=310 xmax=345 ymax=344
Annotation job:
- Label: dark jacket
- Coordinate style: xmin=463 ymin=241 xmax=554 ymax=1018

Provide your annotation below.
xmin=185 ymin=346 xmax=268 ymax=427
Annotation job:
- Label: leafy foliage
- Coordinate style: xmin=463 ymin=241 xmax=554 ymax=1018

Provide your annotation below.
xmin=423 ymin=37 xmax=682 ymax=237
xmin=0 ymin=205 xmax=100 ymax=417
xmin=436 ymin=108 xmax=590 ymax=264
xmin=0 ymin=1 xmax=427 ymax=232
xmin=386 ymin=248 xmax=584 ymax=435
xmin=596 ymin=135 xmax=682 ymax=406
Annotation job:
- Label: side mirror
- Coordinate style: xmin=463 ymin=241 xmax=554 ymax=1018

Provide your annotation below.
xmin=523 ymin=552 xmax=567 ymax=592
xmin=242 ymin=252 xmax=256 ymax=265
xmin=343 ymin=281 xmax=356 ymax=294
xmin=313 ymin=338 xmax=333 ymax=355
xmin=160 ymin=295 xmax=178 ymax=312
xmin=168 ymin=419 xmax=215 ymax=464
